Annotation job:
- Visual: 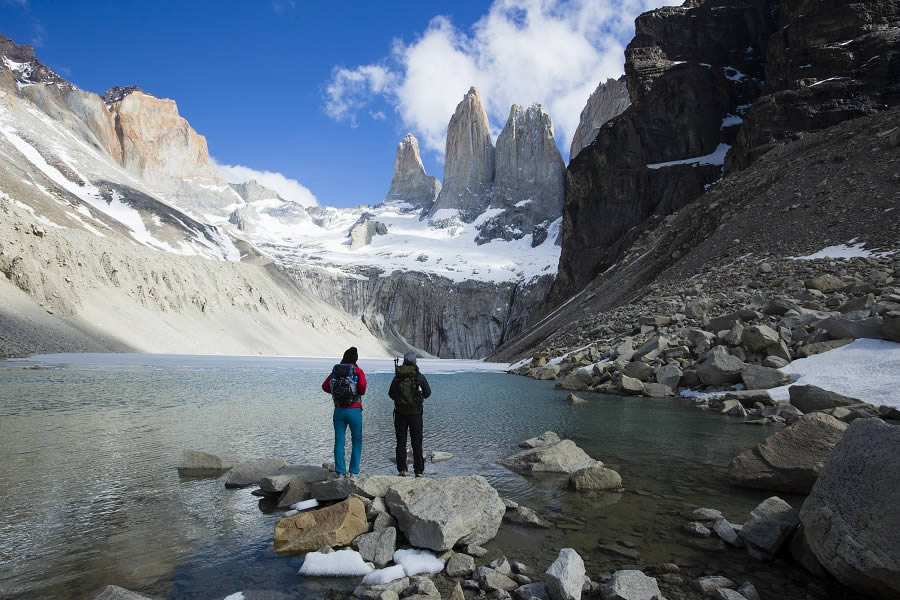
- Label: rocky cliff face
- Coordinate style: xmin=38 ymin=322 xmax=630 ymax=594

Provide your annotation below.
xmin=551 ymin=0 xmax=898 ymax=306
xmin=569 ymin=77 xmax=630 ymax=160
xmin=384 ymin=133 xmax=441 ymax=212
xmin=476 ymin=104 xmax=566 ymax=245
xmin=289 ymin=266 xmax=553 ymax=359
xmin=0 ymin=33 xmax=72 ymax=89
xmin=430 ymin=87 xmax=495 ymax=222
xmin=729 ymin=0 xmax=900 ymax=170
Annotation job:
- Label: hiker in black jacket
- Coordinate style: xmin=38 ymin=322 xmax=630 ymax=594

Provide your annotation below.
xmin=388 ymin=352 xmax=432 ymax=477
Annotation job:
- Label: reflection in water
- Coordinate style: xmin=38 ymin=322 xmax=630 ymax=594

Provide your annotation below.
xmin=0 ymin=354 xmax=799 ymax=599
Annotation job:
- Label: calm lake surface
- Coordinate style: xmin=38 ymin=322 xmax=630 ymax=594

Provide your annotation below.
xmin=0 ymin=353 xmax=803 ymax=600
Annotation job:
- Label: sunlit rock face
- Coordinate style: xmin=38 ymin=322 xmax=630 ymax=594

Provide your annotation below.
xmin=384 ymin=133 xmax=441 ymax=213
xmin=431 ymin=87 xmax=495 ymax=222
xmin=569 ymin=77 xmax=630 ymax=160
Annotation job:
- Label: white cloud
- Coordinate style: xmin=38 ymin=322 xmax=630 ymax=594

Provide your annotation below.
xmin=323 ymin=0 xmax=681 ymax=158
xmin=369 ymin=110 xmax=387 ymax=121
xmin=211 ymin=158 xmax=318 ymax=207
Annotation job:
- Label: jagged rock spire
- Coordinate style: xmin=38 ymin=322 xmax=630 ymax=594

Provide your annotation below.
xmin=569 ymin=77 xmax=630 ymax=160
xmin=385 ymin=133 xmax=440 ymax=212
xmin=431 ymin=87 xmax=495 ymax=221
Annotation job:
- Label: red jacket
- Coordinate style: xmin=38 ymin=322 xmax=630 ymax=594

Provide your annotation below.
xmin=322 ymin=363 xmax=367 ymax=409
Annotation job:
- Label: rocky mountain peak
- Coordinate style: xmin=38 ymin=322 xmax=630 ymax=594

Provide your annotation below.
xmin=384 ymin=133 xmax=440 ymax=212
xmin=0 ymin=33 xmax=72 ymax=89
xmin=569 ymin=77 xmax=630 ymax=160
xmin=430 ymin=86 xmax=495 ymax=222
xmin=476 ymin=102 xmax=565 ymax=245
xmin=230 ymin=180 xmax=285 ymax=203
xmin=102 ymin=85 xmax=143 ymax=105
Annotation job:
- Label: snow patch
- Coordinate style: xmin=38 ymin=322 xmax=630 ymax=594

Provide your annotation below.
xmin=223 ymin=593 xmax=244 ymax=600
xmin=290 ymin=499 xmax=319 ymax=511
xmin=647 ymin=144 xmax=730 ymax=169
xmin=791 ymin=241 xmax=893 ymax=260
xmin=361 ymin=565 xmax=407 ymax=585
xmin=392 ymin=549 xmax=444 ymax=576
xmin=297 ymin=549 xmax=374 ymax=577
xmin=721 ymin=115 xmax=743 ymax=127
xmin=768 ymin=339 xmax=900 ymax=409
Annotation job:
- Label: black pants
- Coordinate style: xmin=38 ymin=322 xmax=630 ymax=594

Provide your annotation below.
xmin=394 ymin=411 xmax=424 ymax=475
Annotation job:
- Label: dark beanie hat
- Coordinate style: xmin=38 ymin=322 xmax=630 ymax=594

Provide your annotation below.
xmin=341 ymin=347 xmax=358 ymax=364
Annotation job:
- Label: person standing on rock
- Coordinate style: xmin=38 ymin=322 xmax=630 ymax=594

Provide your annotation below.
xmin=322 ymin=347 xmax=367 ymax=479
xmin=389 ymin=352 xmax=432 ymax=477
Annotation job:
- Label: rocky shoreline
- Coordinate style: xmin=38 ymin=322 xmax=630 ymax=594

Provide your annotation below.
xmin=509 ymin=253 xmax=900 ymax=429
xmin=91 ymin=413 xmax=898 ymax=600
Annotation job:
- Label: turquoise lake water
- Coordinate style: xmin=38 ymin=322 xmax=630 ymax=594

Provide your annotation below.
xmin=0 ymin=353 xmax=811 ymax=599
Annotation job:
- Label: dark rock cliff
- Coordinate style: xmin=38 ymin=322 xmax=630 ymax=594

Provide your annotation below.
xmin=548 ymin=0 xmax=898 ymax=308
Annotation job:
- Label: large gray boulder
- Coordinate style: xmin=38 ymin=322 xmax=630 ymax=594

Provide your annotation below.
xmin=384 ymin=476 xmax=505 ymax=551
xmin=655 ymin=363 xmax=682 ymax=389
xmin=741 ymin=325 xmax=780 ymax=353
xmin=177 ymin=450 xmax=232 ymax=475
xmin=697 ymin=346 xmax=746 ymax=386
xmin=544 ymin=548 xmax=584 ymax=600
xmin=799 ymin=418 xmax=900 ymax=599
xmin=740 ymin=496 xmax=800 ymax=558
xmin=501 ymin=440 xmax=600 ymax=473
xmin=728 ymin=413 xmax=848 ymax=494
xmin=259 ymin=465 xmax=332 ymax=493
xmin=518 ymin=431 xmax=561 ymax=449
xmin=557 ymin=369 xmax=594 ymax=391
xmin=599 ymin=570 xmax=661 ymax=600
xmin=529 ymin=365 xmax=561 ymax=380
xmin=740 ymin=365 xmax=791 ymax=390
xmin=355 ymin=527 xmax=396 ymax=568
xmin=816 ymin=315 xmax=884 ymax=340
xmin=224 ymin=458 xmax=286 ymax=488
xmin=569 ymin=466 xmax=623 ymax=491
xmin=788 ymin=385 xmax=861 ymax=413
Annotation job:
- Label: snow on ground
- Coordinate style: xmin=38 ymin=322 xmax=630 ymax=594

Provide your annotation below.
xmin=222 ymin=593 xmax=244 ymax=600
xmin=392 ymin=549 xmax=444 ymax=576
xmin=297 ymin=549 xmax=373 ymax=577
xmin=791 ymin=240 xmax=894 ymax=260
xmin=362 ymin=565 xmax=406 ymax=585
xmin=769 ymin=339 xmax=900 ymax=409
xmin=647 ymin=144 xmax=731 ymax=169
xmin=289 ymin=499 xmax=319 ymax=511
xmin=245 ymin=199 xmax=563 ymax=284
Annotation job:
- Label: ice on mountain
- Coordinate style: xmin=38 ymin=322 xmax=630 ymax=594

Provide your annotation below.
xmin=647 ymin=144 xmax=731 ymax=169
xmin=392 ymin=549 xmax=444 ymax=576
xmin=297 ymin=549 xmax=374 ymax=577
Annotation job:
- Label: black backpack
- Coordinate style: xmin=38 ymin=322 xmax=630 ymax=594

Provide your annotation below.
xmin=330 ymin=363 xmax=358 ymax=407
xmin=393 ymin=364 xmax=422 ymax=415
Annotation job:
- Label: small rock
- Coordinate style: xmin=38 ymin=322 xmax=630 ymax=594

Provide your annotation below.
xmin=692 ymin=576 xmax=736 ymax=596
xmin=567 ymin=393 xmax=589 ymax=405
xmin=683 ymin=521 xmax=711 ymax=536
xmin=544 ymin=548 xmax=585 ymax=600
xmin=599 ymin=570 xmax=661 ymax=600
xmin=446 ymin=553 xmax=475 ymax=577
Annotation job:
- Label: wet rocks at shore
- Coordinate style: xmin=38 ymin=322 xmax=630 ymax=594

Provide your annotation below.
xmin=501 ymin=437 xmax=601 ymax=474
xmin=176 ymin=450 xmax=233 ymax=475
xmin=728 ymin=413 xmax=848 ymax=494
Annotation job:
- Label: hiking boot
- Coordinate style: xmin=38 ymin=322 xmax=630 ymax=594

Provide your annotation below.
xmin=415 ymin=473 xmax=424 ymax=478
xmin=397 ymin=471 xmax=408 ymax=477
xmin=348 ymin=473 xmax=359 ymax=482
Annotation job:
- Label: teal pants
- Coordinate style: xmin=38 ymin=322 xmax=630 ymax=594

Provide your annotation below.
xmin=333 ymin=408 xmax=362 ymax=475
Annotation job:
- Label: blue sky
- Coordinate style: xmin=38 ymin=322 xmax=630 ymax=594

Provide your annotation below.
xmin=1 ymin=0 xmax=676 ymax=208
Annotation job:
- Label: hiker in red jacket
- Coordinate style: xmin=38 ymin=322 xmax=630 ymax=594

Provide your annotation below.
xmin=322 ymin=346 xmax=367 ymax=478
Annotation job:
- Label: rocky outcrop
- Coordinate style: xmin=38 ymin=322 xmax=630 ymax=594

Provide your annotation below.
xmin=569 ymin=77 xmax=630 ymax=160
xmin=430 ymin=87 xmax=495 ymax=222
xmin=177 ymin=450 xmax=232 ymax=475
xmin=224 ymin=458 xmax=286 ymax=488
xmin=230 ymin=179 xmax=284 ymax=204
xmin=728 ymin=413 xmax=848 ymax=494
xmin=349 ymin=217 xmax=388 ymax=250
xmin=800 ymin=418 xmax=900 ymax=599
xmin=289 ymin=266 xmax=553 ymax=359
xmin=273 ymin=497 xmax=368 ymax=554
xmin=476 ymin=104 xmax=565 ymax=245
xmin=384 ymin=133 xmax=441 ymax=212
xmin=384 ymin=476 xmax=505 ymax=551
xmin=729 ymin=0 xmax=900 ymax=171
xmin=551 ymin=0 xmax=769 ymax=302
xmin=544 ymin=548 xmax=585 ymax=600
xmin=0 ymin=33 xmax=73 ymax=89
xmin=501 ymin=439 xmax=600 ymax=474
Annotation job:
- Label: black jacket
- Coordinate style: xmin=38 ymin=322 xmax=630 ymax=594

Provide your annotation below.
xmin=388 ymin=366 xmax=431 ymax=413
